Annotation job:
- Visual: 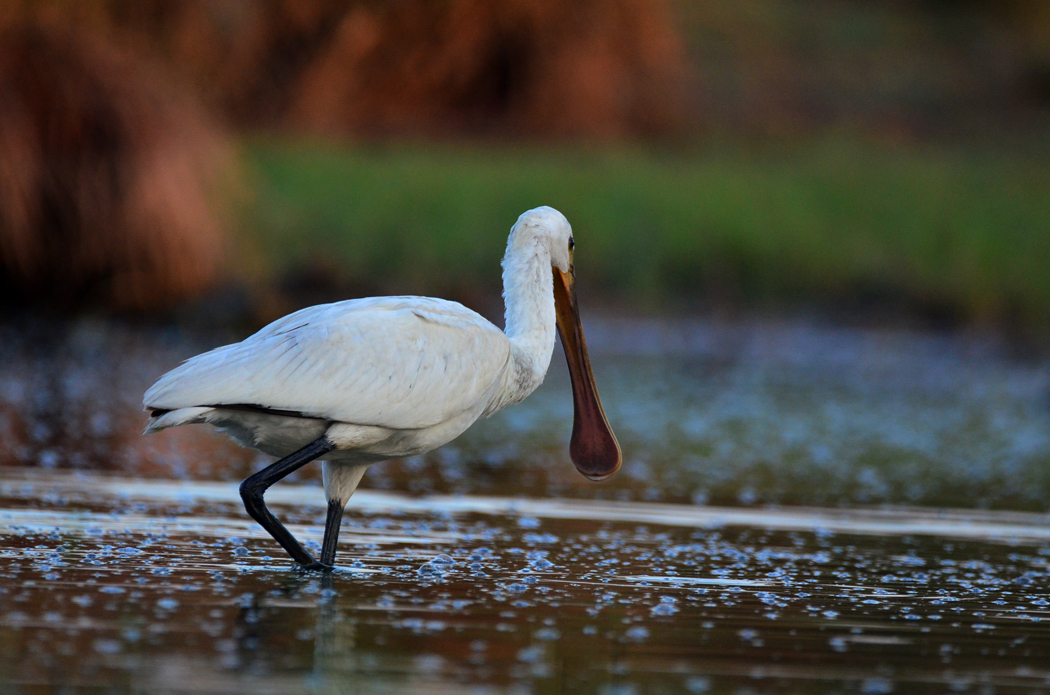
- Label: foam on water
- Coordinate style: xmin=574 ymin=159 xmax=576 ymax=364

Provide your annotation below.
xmin=1 ymin=467 xmax=1050 ymax=693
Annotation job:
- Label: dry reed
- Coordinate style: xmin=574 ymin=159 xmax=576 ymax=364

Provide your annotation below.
xmin=86 ymin=0 xmax=690 ymax=138
xmin=0 ymin=15 xmax=234 ymax=312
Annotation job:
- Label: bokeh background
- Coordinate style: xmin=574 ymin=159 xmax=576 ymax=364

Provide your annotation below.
xmin=2 ymin=0 xmax=1050 ymax=507
xmin=2 ymin=0 xmax=1049 ymax=333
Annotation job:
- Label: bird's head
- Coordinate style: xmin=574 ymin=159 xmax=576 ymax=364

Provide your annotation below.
xmin=509 ymin=205 xmax=574 ymax=273
xmin=510 ymin=206 xmax=622 ymax=482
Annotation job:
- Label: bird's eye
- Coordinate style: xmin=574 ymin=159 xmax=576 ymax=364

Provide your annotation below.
xmin=568 ymin=237 xmax=575 ymax=251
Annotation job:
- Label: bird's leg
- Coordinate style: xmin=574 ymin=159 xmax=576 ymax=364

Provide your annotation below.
xmin=318 ymin=458 xmax=370 ymax=569
xmin=239 ymin=436 xmax=336 ymax=570
xmin=319 ymin=499 xmax=345 ymax=567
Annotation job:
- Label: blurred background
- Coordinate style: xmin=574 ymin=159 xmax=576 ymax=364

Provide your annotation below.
xmin=1 ymin=0 xmax=1050 ymax=510
xmin=2 ymin=0 xmax=1049 ymax=332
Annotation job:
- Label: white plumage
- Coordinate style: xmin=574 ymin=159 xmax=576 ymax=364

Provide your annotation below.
xmin=146 ymin=297 xmax=512 ymax=441
xmin=143 ymin=206 xmax=620 ymax=570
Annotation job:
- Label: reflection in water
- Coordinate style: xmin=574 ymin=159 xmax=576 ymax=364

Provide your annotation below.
xmin=1 ymin=468 xmax=1049 ymax=693
xmin=231 ymin=573 xmax=355 ymax=681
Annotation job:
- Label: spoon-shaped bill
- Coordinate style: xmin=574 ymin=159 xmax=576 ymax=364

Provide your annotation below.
xmin=553 ymin=268 xmax=622 ymax=481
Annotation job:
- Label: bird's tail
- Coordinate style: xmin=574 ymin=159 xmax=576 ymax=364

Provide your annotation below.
xmin=143 ymin=406 xmax=214 ymax=434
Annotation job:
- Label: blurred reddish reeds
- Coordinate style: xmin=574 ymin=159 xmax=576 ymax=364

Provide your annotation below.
xmin=285 ymin=0 xmax=689 ymax=137
xmin=0 ymin=12 xmax=234 ymax=313
xmin=90 ymin=0 xmax=691 ymax=138
xmin=52 ymin=0 xmax=1050 ymax=140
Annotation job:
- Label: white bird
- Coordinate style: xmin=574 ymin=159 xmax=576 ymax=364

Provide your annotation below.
xmin=143 ymin=206 xmax=620 ymax=570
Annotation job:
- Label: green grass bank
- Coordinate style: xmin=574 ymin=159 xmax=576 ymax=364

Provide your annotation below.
xmin=243 ymin=139 xmax=1050 ymax=328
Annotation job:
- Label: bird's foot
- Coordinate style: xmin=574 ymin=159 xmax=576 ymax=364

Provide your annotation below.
xmin=297 ymin=560 xmax=334 ymax=572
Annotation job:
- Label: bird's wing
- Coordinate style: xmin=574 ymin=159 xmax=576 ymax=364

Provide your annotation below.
xmin=143 ymin=297 xmax=512 ymax=429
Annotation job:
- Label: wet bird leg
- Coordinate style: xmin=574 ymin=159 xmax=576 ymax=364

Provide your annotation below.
xmin=319 ymin=500 xmax=345 ymax=567
xmin=239 ymin=436 xmax=336 ymax=570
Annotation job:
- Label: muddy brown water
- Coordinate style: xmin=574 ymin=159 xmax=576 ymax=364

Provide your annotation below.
xmin=1 ymin=317 xmax=1049 ymax=693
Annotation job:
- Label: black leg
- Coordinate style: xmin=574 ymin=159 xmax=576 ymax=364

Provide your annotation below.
xmin=319 ymin=500 xmax=345 ymax=567
xmin=239 ymin=436 xmax=336 ymax=570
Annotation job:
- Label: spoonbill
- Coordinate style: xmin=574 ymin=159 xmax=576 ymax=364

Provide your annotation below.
xmin=143 ymin=207 xmax=620 ymax=570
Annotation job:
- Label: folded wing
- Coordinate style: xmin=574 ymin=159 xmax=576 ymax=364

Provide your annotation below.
xmin=143 ymin=297 xmax=511 ymax=429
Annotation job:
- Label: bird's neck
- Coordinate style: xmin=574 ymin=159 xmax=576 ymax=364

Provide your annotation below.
xmin=501 ymin=237 xmax=556 ymax=391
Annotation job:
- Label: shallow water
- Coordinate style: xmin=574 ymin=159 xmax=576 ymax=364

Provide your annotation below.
xmin=3 ymin=468 xmax=1050 ymax=694
xmin=1 ymin=316 xmax=1050 ymax=693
